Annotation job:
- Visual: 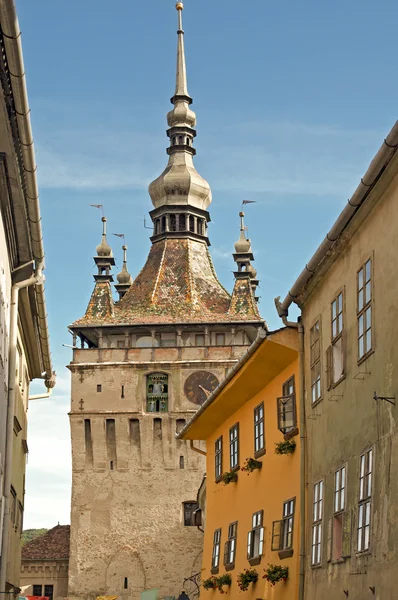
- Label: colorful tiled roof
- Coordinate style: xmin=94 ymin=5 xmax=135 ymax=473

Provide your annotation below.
xmin=72 ymin=239 xmax=262 ymax=327
xmin=22 ymin=525 xmax=70 ymax=561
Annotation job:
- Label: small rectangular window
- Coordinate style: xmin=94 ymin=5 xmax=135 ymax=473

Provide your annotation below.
xmin=357 ymin=259 xmax=373 ymax=361
xmin=327 ymin=291 xmax=345 ymax=388
xmin=121 ymin=385 xmax=125 ymax=398
xmin=357 ymin=448 xmax=373 ymax=552
xmin=229 ymin=423 xmax=239 ymax=469
xmin=183 ymin=501 xmax=199 ymax=526
xmin=247 ymin=510 xmax=264 ymax=563
xmin=224 ymin=522 xmax=237 ymax=568
xmin=332 ymin=464 xmax=351 ymax=563
xmin=124 ymin=578 xmax=128 ymax=590
xmin=277 ymin=376 xmax=297 ymax=434
xmin=10 ymin=486 xmax=16 ymax=524
xmin=117 ymin=340 xmax=125 ymax=349
xmin=254 ymin=403 xmax=265 ymax=455
xmin=310 ymin=321 xmax=322 ymax=403
xmin=215 ymin=436 xmax=223 ymax=481
xmin=311 ymin=480 xmax=323 ymax=566
xmin=179 ymin=455 xmax=185 ymax=469
xmin=195 ymin=333 xmax=205 ymax=346
xmin=212 ymin=529 xmax=221 ymax=570
xmin=97 ymin=384 xmax=102 ymax=393
xmin=281 ymin=498 xmax=295 ymax=550
xmin=44 ymin=585 xmax=54 ymax=600
xmin=215 ymin=333 xmax=225 ymax=346
xmin=33 ymin=586 xmax=42 ymax=597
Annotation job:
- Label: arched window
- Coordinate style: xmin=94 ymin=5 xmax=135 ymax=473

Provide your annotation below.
xmin=146 ymin=373 xmax=168 ymax=412
xmin=155 ymin=219 xmax=160 ymax=235
xmin=179 ymin=214 xmax=186 ymax=231
xmin=189 ymin=215 xmax=195 ymax=232
xmin=173 ymin=136 xmax=176 ymax=145
xmin=161 ymin=216 xmax=166 ymax=233
xmin=197 ymin=220 xmax=203 ymax=235
xmin=170 ymin=214 xmax=177 ymax=231
xmin=178 ymin=135 xmax=183 ymax=145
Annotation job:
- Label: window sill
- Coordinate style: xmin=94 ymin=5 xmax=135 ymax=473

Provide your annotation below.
xmin=210 ymin=567 xmax=219 ymax=575
xmin=310 ymin=562 xmax=322 ymax=570
xmin=331 ymin=557 xmax=346 ymax=565
xmin=225 ymin=563 xmax=235 ymax=572
xmin=357 ymin=349 xmax=374 ymax=367
xmin=278 ymin=548 xmax=293 ymax=560
xmin=248 ymin=556 xmax=262 ymax=566
xmin=254 ymin=448 xmax=266 ymax=459
xmin=311 ymin=397 xmax=323 ymax=409
xmin=230 ymin=464 xmax=240 ymax=473
xmin=283 ymin=427 xmax=299 ymax=441
xmin=356 ymin=549 xmax=372 ymax=558
xmin=215 ymin=476 xmax=222 ymax=484
xmin=331 ymin=375 xmax=346 ymax=389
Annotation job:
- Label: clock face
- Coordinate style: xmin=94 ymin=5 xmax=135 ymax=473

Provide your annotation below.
xmin=184 ymin=371 xmax=220 ymax=406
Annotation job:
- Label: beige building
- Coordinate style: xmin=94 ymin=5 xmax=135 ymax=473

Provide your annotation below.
xmin=0 ymin=1 xmax=54 ymax=597
xmin=276 ymin=121 xmax=398 ymax=600
xmin=20 ymin=526 xmax=70 ymax=600
xmin=67 ymin=4 xmax=264 ymax=600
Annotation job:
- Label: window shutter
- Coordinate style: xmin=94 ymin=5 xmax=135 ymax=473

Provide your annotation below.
xmin=193 ymin=509 xmax=202 ymax=527
xmin=326 ymin=517 xmax=332 ymax=562
xmin=271 ymin=520 xmax=282 ymax=551
xmin=326 ymin=345 xmax=333 ymax=390
xmin=247 ymin=530 xmax=252 ymax=559
xmin=342 ymin=510 xmax=352 ymax=558
xmin=223 ymin=541 xmax=229 ymax=566
xmin=341 ymin=330 xmax=346 ymax=377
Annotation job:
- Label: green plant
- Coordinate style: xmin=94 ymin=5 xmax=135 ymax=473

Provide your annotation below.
xmin=237 ymin=568 xmax=258 ymax=591
xmin=221 ymin=470 xmax=238 ymax=484
xmin=241 ymin=457 xmax=262 ymax=473
xmin=202 ymin=576 xmax=218 ymax=590
xmin=274 ymin=440 xmax=296 ymax=455
xmin=262 ymin=564 xmax=289 ymax=586
xmin=216 ymin=574 xmax=232 ymax=593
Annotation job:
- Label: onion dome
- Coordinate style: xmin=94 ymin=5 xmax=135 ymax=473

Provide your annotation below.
xmin=234 ymin=212 xmax=251 ymax=253
xmin=96 ymin=217 xmax=113 ymax=257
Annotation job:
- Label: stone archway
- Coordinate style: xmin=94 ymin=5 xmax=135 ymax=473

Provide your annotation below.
xmin=105 ymin=546 xmax=146 ymax=600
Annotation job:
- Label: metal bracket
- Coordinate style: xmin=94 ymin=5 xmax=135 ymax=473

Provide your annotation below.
xmin=373 ymin=392 xmax=395 ymax=406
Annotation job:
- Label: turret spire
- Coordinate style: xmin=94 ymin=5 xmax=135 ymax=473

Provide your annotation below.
xmin=174 ymin=2 xmax=190 ymax=101
xmin=233 ymin=211 xmax=259 ymax=301
xmin=115 ymin=244 xmax=133 ymax=300
xmin=93 ymin=216 xmax=115 ymax=282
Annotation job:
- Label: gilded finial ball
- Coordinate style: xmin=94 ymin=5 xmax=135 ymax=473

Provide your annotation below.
xmin=101 ymin=216 xmax=106 ymax=222
xmin=239 ymin=211 xmax=244 ymax=217
xmin=176 ymin=2 xmax=184 ymax=10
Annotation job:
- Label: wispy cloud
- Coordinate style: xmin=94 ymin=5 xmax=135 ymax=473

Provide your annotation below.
xmin=33 ymin=115 xmax=383 ymax=198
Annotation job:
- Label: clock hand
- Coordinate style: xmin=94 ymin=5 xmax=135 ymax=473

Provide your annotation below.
xmin=198 ymin=384 xmax=212 ymax=398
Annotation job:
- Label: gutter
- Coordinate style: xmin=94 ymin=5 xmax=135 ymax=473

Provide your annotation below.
xmin=275 ymin=120 xmax=398 ymax=318
xmin=176 ymin=327 xmax=267 ymax=440
xmin=0 ymin=0 xmax=53 ymax=383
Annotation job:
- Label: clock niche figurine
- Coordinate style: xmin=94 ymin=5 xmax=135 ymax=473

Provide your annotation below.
xmin=184 ymin=371 xmax=220 ymax=406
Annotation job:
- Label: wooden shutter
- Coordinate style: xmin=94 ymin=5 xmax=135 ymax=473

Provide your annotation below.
xmin=342 ymin=510 xmax=352 ymax=558
xmin=271 ymin=520 xmax=282 ymax=551
xmin=326 ymin=345 xmax=333 ymax=390
xmin=341 ymin=330 xmax=346 ymax=377
xmin=193 ymin=508 xmax=202 ymax=527
xmin=326 ymin=517 xmax=333 ymax=562
xmin=247 ymin=530 xmax=253 ymax=558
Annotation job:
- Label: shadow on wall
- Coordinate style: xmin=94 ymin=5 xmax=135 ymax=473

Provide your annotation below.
xmin=105 ymin=547 xmax=146 ymax=599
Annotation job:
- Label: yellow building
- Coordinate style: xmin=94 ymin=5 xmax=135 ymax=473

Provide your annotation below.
xmin=178 ymin=328 xmax=301 ymax=600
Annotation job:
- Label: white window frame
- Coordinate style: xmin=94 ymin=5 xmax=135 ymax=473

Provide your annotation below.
xmin=212 ymin=528 xmax=221 ymax=569
xmin=357 ymin=449 xmax=373 ymax=553
xmin=310 ymin=320 xmax=322 ymax=404
xmin=229 ymin=423 xmax=239 ymax=469
xmin=311 ymin=480 xmax=323 ymax=566
xmin=247 ymin=510 xmax=264 ymax=562
xmin=357 ymin=258 xmax=373 ymax=362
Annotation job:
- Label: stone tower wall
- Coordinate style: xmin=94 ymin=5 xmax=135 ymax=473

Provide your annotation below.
xmin=68 ymin=341 xmax=251 ymax=600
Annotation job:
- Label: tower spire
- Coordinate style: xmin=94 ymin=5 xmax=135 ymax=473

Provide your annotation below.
xmin=94 ymin=216 xmax=115 ymax=282
xmin=148 ymin=2 xmax=212 ymax=224
xmin=115 ymin=244 xmax=133 ymax=300
xmin=174 ymin=2 xmax=190 ymax=101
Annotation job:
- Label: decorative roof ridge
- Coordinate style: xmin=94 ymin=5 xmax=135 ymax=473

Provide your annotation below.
xmin=151 ymin=238 xmax=168 ymax=304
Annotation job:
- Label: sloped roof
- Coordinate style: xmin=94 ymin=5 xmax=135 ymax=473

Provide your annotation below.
xmin=72 ymin=238 xmax=263 ymax=327
xmin=22 ymin=525 xmax=70 ymax=561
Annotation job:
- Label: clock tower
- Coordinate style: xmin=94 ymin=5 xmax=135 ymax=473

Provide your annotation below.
xmin=67 ymin=4 xmax=264 ymax=600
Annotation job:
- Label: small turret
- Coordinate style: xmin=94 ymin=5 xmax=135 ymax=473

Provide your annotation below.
xmin=115 ymin=244 xmax=133 ymax=300
xmin=93 ymin=216 xmax=115 ymax=282
xmin=232 ymin=211 xmax=259 ymax=301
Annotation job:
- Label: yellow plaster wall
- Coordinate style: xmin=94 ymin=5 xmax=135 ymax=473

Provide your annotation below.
xmin=201 ymin=357 xmax=300 ymax=600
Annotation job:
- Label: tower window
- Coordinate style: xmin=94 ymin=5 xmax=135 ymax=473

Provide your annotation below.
xmin=124 ymin=578 xmax=128 ymax=590
xmin=189 ymin=215 xmax=195 ymax=232
xmin=183 ymin=501 xmax=199 ymax=526
xmin=121 ymin=385 xmax=125 ymax=398
xmin=178 ymin=135 xmax=183 ymax=144
xmin=147 ymin=373 xmax=168 ymax=412
xmin=173 ymin=136 xmax=176 ymax=145
xmin=215 ymin=333 xmax=225 ymax=346
xmin=170 ymin=214 xmax=177 ymax=231
xmin=180 ymin=455 xmax=185 ymax=469
xmin=197 ymin=220 xmax=203 ymax=235
xmin=97 ymin=384 xmax=102 ymax=393
xmin=179 ymin=214 xmax=186 ymax=231
xmin=161 ymin=216 xmax=166 ymax=233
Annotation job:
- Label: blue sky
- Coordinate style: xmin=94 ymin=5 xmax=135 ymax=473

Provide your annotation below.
xmin=17 ymin=0 xmax=397 ymax=527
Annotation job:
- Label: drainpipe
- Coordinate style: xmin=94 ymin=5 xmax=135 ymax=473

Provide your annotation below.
xmin=190 ymin=440 xmax=206 ymax=456
xmin=0 ymin=264 xmax=44 ymax=596
xmin=280 ymin=315 xmax=306 ymax=600
xmin=28 ymin=389 xmax=52 ymax=401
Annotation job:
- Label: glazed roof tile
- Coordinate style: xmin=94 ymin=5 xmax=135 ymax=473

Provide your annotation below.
xmin=72 ymin=239 xmax=262 ymax=327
